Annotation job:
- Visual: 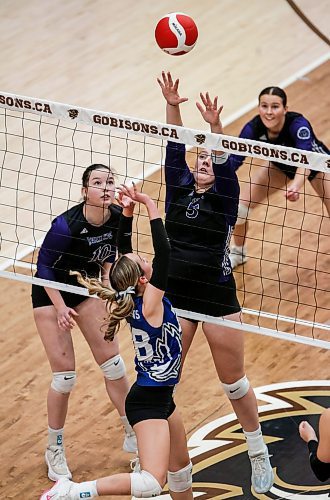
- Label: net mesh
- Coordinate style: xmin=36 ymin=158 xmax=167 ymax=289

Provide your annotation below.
xmin=0 ymin=92 xmax=329 ymax=348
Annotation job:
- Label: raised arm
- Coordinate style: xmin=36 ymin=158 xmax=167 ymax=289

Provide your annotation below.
xmin=196 ymin=91 xmax=227 ymax=157
xmin=116 ymin=191 xmax=135 ymax=255
xmin=117 ymin=184 xmax=170 ymax=322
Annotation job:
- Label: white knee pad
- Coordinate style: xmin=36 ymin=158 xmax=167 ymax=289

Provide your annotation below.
xmin=130 ymin=470 xmax=162 ymax=498
xmin=222 ymin=375 xmax=250 ymax=400
xmin=167 ymin=461 xmax=193 ymax=493
xmin=100 ymin=354 xmax=126 ymax=380
xmin=236 ymin=202 xmax=250 ymax=225
xmin=51 ymin=371 xmax=76 ymax=394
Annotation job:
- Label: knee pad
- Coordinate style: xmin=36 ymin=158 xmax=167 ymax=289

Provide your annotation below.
xmin=222 ymin=375 xmax=250 ymax=400
xmin=51 ymin=371 xmax=76 ymax=394
xmin=236 ymin=202 xmax=250 ymax=225
xmin=167 ymin=461 xmax=193 ymax=493
xmin=100 ymin=354 xmax=126 ymax=380
xmin=130 ymin=470 xmax=162 ymax=498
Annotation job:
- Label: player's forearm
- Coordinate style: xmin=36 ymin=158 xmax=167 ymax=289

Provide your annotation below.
xmin=166 ymin=103 xmax=183 ymax=126
xmin=293 ymin=167 xmax=306 ymax=189
xmin=44 ymin=287 xmax=67 ymax=310
xmin=145 ymin=198 xmax=160 ymax=221
xmin=211 ymin=121 xmax=226 ymax=155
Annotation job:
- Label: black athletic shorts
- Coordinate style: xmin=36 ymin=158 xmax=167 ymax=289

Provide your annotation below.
xmin=125 ymin=382 xmax=176 ymax=427
xmin=273 ymin=161 xmax=318 ymax=181
xmin=31 ymin=284 xmax=88 ymax=309
xmin=166 ymin=272 xmax=241 ymax=318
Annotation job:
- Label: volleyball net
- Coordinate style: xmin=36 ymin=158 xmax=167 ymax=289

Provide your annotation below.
xmin=0 ymin=91 xmax=329 ymax=349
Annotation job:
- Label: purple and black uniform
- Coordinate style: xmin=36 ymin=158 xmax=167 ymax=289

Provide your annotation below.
xmin=32 ymin=202 xmax=121 ymax=308
xmin=231 ymin=112 xmax=329 ymax=180
xmin=164 ymin=141 xmax=241 ymax=317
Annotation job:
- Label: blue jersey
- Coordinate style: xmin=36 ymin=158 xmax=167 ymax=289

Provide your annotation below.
xmin=36 ymin=202 xmax=121 ymax=286
xmin=165 ymin=141 xmax=240 ymax=283
xmin=128 ymin=295 xmax=182 ymax=387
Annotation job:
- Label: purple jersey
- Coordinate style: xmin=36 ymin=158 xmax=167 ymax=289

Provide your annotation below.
xmin=36 ymin=202 xmax=121 ymax=286
xmin=165 ymin=142 xmax=239 ymax=283
xmin=231 ymin=112 xmax=329 ymax=179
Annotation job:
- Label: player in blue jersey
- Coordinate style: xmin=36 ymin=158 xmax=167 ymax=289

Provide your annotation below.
xmin=40 ymin=184 xmax=193 ymax=499
xmin=299 ymin=409 xmax=330 ymax=482
xmin=229 ymin=86 xmax=330 ymax=268
xmin=157 ymin=71 xmax=274 ymax=495
xmin=32 ymin=164 xmax=136 ymax=483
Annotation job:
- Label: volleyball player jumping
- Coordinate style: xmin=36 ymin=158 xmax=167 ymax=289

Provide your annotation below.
xmin=157 ymin=71 xmax=274 ymax=494
xmin=40 ymin=183 xmax=193 ymax=499
xmin=32 ymin=164 xmax=136 ymax=482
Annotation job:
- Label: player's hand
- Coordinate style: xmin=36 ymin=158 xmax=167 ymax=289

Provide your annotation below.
xmin=116 ymin=191 xmax=136 ymax=209
xmin=57 ymin=306 xmax=78 ymax=331
xmin=299 ymin=421 xmax=318 ymax=443
xmin=285 ymin=182 xmax=300 ymax=202
xmin=157 ymin=71 xmax=188 ymax=106
xmin=196 ymin=92 xmax=224 ymax=128
xmin=118 ymin=182 xmax=151 ymax=205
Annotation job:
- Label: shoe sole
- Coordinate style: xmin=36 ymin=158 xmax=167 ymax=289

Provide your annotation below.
xmin=45 ymin=452 xmax=72 ymax=482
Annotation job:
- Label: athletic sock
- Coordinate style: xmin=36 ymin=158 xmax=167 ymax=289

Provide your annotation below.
xmin=121 ymin=415 xmax=134 ymax=434
xmin=243 ymin=425 xmax=266 ymax=456
xmin=48 ymin=426 xmax=64 ymax=447
xmin=71 ymin=480 xmax=98 ymax=499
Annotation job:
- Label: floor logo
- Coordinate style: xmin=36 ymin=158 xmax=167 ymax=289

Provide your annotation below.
xmin=161 ymin=381 xmax=330 ymax=499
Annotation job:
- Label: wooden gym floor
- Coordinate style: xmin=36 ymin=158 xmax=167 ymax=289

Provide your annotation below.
xmin=0 ymin=1 xmax=329 ymax=498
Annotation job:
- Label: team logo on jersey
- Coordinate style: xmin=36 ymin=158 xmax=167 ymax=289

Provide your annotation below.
xmin=195 ymin=134 xmax=206 ymax=145
xmin=156 ymin=380 xmax=330 ymax=499
xmin=325 ymin=158 xmax=330 ymax=169
xmin=297 ymin=126 xmax=311 ymax=140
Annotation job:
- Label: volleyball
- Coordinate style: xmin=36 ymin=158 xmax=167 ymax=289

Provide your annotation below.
xmin=155 ymin=13 xmax=198 ymax=56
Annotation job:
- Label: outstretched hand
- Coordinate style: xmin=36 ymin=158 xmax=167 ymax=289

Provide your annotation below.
xmin=196 ymin=92 xmax=224 ymax=128
xmin=157 ymin=71 xmax=188 ymax=106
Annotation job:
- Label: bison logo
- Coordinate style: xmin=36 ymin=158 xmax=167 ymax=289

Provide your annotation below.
xmin=158 ymin=381 xmax=330 ymax=499
xmin=195 ymin=134 xmax=206 ymax=145
xmin=68 ymin=108 xmax=79 ymax=119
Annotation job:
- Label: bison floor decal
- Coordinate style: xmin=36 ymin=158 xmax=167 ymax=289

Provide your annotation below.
xmin=150 ymin=381 xmax=330 ymax=499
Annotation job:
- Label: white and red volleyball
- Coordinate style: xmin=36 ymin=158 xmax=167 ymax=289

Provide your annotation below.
xmin=155 ymin=12 xmax=198 ymax=56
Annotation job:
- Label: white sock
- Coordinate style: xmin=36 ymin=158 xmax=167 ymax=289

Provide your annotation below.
xmin=71 ymin=480 xmax=98 ymax=499
xmin=232 ymin=245 xmax=246 ymax=253
xmin=244 ymin=426 xmax=266 ymax=456
xmin=121 ymin=415 xmax=133 ymax=434
xmin=48 ymin=426 xmax=64 ymax=447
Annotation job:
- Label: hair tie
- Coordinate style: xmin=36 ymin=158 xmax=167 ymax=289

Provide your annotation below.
xmin=115 ymin=286 xmax=135 ymax=301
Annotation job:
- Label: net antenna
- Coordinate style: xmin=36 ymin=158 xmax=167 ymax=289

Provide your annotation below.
xmin=0 ymin=91 xmax=329 ymax=349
